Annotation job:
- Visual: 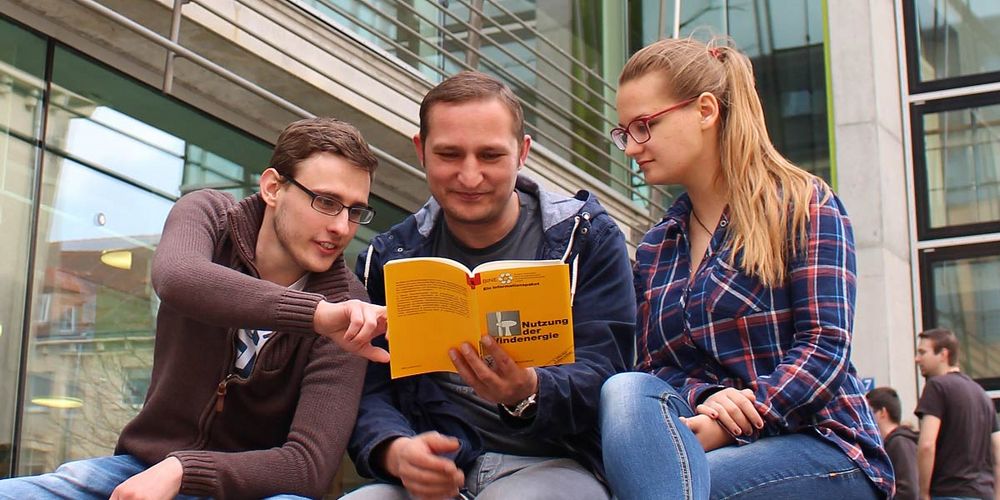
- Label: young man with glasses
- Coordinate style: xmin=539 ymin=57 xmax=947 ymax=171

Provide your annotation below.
xmin=344 ymin=71 xmax=635 ymax=499
xmin=0 ymin=118 xmax=389 ymax=499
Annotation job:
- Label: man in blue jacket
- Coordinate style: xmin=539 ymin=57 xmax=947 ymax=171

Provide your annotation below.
xmin=345 ymin=71 xmax=635 ymax=499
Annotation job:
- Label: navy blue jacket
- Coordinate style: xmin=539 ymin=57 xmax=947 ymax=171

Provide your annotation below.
xmin=349 ymin=176 xmax=635 ymax=483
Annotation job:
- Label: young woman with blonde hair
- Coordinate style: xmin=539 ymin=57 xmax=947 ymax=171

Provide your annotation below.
xmin=598 ymin=37 xmax=894 ymax=499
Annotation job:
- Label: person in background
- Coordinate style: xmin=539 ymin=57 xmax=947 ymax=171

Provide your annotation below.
xmin=914 ymin=327 xmax=999 ymax=500
xmin=598 ymin=37 xmax=894 ymax=499
xmin=867 ymin=386 xmax=919 ymax=500
xmin=0 ymin=117 xmax=389 ymax=499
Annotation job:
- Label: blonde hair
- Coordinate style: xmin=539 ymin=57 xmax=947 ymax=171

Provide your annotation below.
xmin=621 ymin=37 xmax=830 ymax=286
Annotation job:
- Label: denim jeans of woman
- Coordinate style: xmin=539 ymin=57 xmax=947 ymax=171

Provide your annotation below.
xmin=599 ymin=372 xmax=883 ymax=500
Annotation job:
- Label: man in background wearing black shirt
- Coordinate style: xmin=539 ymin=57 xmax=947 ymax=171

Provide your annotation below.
xmin=915 ymin=328 xmax=1000 ymax=500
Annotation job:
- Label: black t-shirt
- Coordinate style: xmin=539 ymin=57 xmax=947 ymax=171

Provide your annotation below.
xmin=915 ymin=372 xmax=999 ymax=499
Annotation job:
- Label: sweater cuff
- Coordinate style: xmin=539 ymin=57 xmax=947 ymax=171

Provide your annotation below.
xmin=275 ymin=289 xmax=325 ymax=334
xmin=364 ymin=434 xmax=412 ymax=484
xmin=169 ymin=451 xmax=219 ymax=497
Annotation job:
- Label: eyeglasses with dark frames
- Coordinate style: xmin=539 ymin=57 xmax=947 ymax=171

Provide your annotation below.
xmin=282 ymin=175 xmax=376 ymax=225
xmin=609 ymin=97 xmax=698 ymax=151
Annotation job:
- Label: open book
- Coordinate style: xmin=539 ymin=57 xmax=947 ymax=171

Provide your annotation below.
xmin=384 ymin=257 xmax=575 ymax=379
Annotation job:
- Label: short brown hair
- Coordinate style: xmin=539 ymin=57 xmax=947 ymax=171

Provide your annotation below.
xmin=918 ymin=328 xmax=960 ymax=366
xmin=418 ymin=71 xmax=524 ymax=145
xmin=269 ymin=117 xmax=378 ymax=178
xmin=866 ymin=387 xmax=901 ymax=424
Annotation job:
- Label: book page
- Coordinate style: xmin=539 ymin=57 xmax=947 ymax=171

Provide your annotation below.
xmin=384 ymin=258 xmax=479 ymax=378
xmin=471 ymin=258 xmax=565 ymax=274
xmin=474 ymin=262 xmax=575 ymax=368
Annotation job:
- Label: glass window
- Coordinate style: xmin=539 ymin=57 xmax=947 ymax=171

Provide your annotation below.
xmin=912 ymin=0 xmax=1000 ymax=85
xmin=46 ymin=47 xmax=272 ymax=199
xmin=680 ymin=0 xmax=726 ymax=37
xmin=628 ymin=0 xmax=676 ymax=50
xmin=19 ymin=150 xmax=171 ymax=472
xmin=122 ymin=367 xmax=151 ymax=407
xmin=0 ymin=17 xmax=46 ymax=479
xmin=918 ymin=99 xmax=1000 ymax=234
xmin=923 ymin=245 xmax=1000 ymax=387
xmin=728 ymin=0 xmax=829 ymax=180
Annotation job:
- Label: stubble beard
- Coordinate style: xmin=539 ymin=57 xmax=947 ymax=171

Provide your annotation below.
xmin=273 ymin=206 xmax=324 ymax=274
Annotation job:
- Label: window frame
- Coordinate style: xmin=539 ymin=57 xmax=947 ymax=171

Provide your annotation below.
xmin=919 ymin=241 xmax=1000 ymax=390
xmin=901 ymin=0 xmax=1000 ymax=94
xmin=911 ymin=90 xmax=1000 ymax=241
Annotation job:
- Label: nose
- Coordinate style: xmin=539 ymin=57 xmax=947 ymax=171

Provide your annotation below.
xmin=623 ymin=138 xmax=643 ymax=158
xmin=456 ymin=156 xmax=484 ymax=188
xmin=326 ymin=208 xmax=351 ymax=236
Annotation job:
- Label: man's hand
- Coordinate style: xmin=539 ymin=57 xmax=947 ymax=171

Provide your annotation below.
xmin=450 ymin=335 xmax=537 ymax=406
xmin=383 ymin=433 xmax=465 ymax=500
xmin=682 ymin=414 xmax=735 ymax=452
xmin=696 ymin=387 xmax=763 ymax=437
xmin=313 ymin=299 xmax=389 ymax=363
xmin=109 ymin=457 xmax=182 ymax=500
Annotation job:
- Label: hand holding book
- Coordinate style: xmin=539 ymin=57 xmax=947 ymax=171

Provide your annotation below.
xmin=449 ymin=335 xmax=539 ymax=407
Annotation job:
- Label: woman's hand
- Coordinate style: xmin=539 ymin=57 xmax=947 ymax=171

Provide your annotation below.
xmin=682 ymin=414 xmax=735 ymax=452
xmin=696 ymin=388 xmax=763 ymax=436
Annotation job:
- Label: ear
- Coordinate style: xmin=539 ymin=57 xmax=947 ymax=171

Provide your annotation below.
xmin=259 ymin=167 xmax=284 ymax=208
xmin=940 ymin=347 xmax=951 ymax=363
xmin=697 ymin=92 xmax=721 ymax=130
xmin=412 ymin=133 xmax=426 ymax=168
xmin=518 ymin=134 xmax=532 ymax=169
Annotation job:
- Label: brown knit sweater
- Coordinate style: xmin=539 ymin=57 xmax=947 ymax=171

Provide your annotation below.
xmin=114 ymin=189 xmax=367 ymax=499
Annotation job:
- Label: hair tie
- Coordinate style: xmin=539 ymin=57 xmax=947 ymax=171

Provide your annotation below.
xmin=708 ymin=47 xmax=723 ymax=60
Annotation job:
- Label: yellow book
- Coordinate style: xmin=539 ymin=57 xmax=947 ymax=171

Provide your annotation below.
xmin=384 ymin=257 xmax=575 ymax=379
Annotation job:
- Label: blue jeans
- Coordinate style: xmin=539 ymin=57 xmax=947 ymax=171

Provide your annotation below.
xmin=343 ymin=452 xmax=609 ymax=499
xmin=0 ymin=455 xmax=308 ymax=499
xmin=599 ymin=373 xmax=882 ymax=500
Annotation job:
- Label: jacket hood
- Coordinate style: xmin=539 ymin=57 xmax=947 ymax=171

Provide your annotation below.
xmin=887 ymin=425 xmax=919 ymax=443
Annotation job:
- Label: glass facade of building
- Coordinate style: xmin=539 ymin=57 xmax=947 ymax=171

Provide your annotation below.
xmin=302 ymin=0 xmax=635 ymax=202
xmin=0 ymin=15 xmax=406 ymax=478
xmin=905 ymin=1 xmax=1000 ymax=389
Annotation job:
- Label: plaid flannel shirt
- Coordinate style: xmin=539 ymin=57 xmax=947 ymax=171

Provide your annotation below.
xmin=634 ymin=184 xmax=894 ymax=497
